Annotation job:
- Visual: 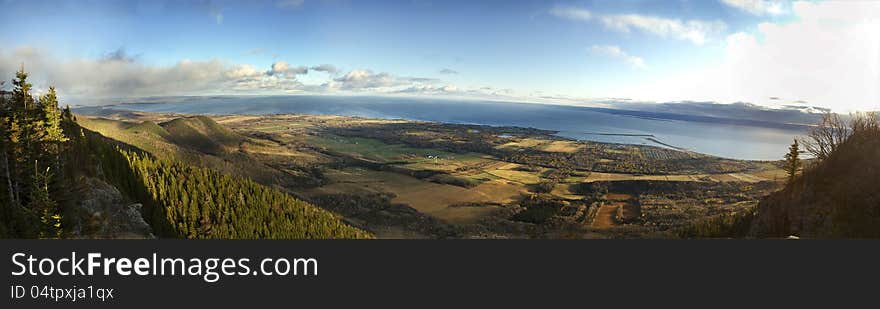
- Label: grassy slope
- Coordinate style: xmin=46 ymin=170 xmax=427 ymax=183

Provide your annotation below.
xmin=161 ymin=116 xmax=244 ymax=155
xmin=78 ymin=115 xmax=298 ymax=186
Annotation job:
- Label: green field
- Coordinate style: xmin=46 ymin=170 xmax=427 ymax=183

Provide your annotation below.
xmin=307 ymin=135 xmax=483 ymax=164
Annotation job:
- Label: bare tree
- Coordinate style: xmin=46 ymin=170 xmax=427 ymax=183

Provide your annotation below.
xmin=799 ymin=112 xmax=849 ymax=161
xmin=849 ymin=111 xmax=879 ymax=135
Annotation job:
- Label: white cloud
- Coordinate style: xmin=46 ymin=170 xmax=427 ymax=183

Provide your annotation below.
xmin=326 ymin=70 xmax=442 ymax=91
xmin=610 ymin=1 xmax=880 ymax=112
xmin=721 ymin=0 xmax=786 ymax=16
xmin=469 ymin=86 xmax=515 ymax=97
xmin=310 ymin=64 xmax=338 ymax=74
xmin=551 ymin=7 xmax=726 ymax=45
xmin=590 ymin=45 xmax=646 ymax=69
xmin=267 ymin=61 xmax=309 ymax=76
xmin=549 ymin=6 xmax=592 ymax=21
xmin=327 ymin=69 xmax=399 ymax=90
xmin=599 ymin=14 xmax=726 ymax=45
xmin=226 ymin=64 xmax=263 ymax=80
xmin=396 ymin=84 xmax=459 ymax=94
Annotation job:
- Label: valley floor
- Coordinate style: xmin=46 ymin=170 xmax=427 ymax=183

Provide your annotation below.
xmin=77 ymin=110 xmax=786 ymax=238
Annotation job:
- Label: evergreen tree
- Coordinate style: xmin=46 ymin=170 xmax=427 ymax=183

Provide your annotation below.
xmin=0 ymin=81 xmax=10 ymax=235
xmin=0 ymin=80 xmax=11 ymax=207
xmin=8 ymin=66 xmax=40 ymax=207
xmin=40 ymin=87 xmax=67 ymax=145
xmin=61 ymin=105 xmax=73 ymax=121
xmin=783 ymin=139 xmax=801 ymax=182
xmin=30 ymin=165 xmax=61 ymax=238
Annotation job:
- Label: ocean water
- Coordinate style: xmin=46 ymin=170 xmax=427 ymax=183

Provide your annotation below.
xmin=86 ymin=96 xmax=807 ymax=161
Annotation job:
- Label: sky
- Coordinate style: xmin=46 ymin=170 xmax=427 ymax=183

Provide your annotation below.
xmin=0 ymin=0 xmax=878 ymax=112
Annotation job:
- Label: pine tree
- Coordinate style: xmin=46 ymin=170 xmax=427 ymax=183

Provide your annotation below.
xmin=783 ymin=139 xmax=801 ymax=182
xmin=30 ymin=165 xmax=61 ymax=238
xmin=9 ymin=66 xmax=40 ymax=206
xmin=40 ymin=87 xmax=67 ymax=145
xmin=0 ymin=80 xmax=12 ymax=207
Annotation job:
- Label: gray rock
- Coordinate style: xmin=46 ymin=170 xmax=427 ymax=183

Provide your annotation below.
xmin=67 ymin=177 xmax=155 ymax=239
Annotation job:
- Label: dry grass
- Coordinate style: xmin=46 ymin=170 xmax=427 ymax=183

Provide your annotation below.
xmin=486 ymin=169 xmax=542 ymax=184
xmin=308 ymin=168 xmax=528 ymax=224
xmin=540 ymin=140 xmax=584 ymax=153
xmin=550 ymin=183 xmax=583 ymax=200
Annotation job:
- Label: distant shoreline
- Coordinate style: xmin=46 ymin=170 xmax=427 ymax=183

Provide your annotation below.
xmin=580 ymin=132 xmax=655 ymax=137
xmin=644 ymin=137 xmax=688 ymax=151
xmin=73 ymin=98 xmax=804 ymax=160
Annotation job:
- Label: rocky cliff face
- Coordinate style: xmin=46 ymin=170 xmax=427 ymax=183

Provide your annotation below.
xmin=750 ymin=132 xmax=880 ymax=238
xmin=66 ymin=177 xmax=154 ymax=239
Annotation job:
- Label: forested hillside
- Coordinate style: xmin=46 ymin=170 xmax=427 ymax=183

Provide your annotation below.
xmin=0 ymin=68 xmax=370 ymax=239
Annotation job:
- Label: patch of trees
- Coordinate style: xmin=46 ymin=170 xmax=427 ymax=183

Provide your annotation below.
xmin=571 ymin=180 xmax=777 ymax=203
xmin=530 ymin=168 xmax=574 ymax=194
xmin=511 ymin=195 xmax=567 ymax=224
xmin=308 ymin=192 xmax=458 ymax=238
xmin=675 ymin=207 xmax=756 ymax=238
xmin=0 ymin=68 xmax=69 ymax=238
xmin=424 ymin=173 xmax=479 ymax=188
xmin=531 ymin=180 xmax=556 ymax=194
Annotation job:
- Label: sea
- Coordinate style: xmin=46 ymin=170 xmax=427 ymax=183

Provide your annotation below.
xmin=77 ymin=95 xmax=808 ymax=161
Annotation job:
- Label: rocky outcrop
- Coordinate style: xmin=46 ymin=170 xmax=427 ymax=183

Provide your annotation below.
xmin=67 ymin=177 xmax=154 ymax=239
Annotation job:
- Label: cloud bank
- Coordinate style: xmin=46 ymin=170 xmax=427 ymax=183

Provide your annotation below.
xmin=611 ymin=1 xmax=880 ymax=112
xmin=0 ymin=46 xmax=492 ymax=103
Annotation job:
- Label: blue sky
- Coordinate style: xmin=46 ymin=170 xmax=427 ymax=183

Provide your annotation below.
xmin=1 ymin=0 xmax=878 ymax=111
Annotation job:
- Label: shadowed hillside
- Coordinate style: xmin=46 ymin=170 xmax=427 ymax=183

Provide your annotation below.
xmin=78 ymin=114 xmax=323 ymax=189
xmin=751 ymin=113 xmax=880 ymax=238
xmin=161 ymin=116 xmax=244 ymax=155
